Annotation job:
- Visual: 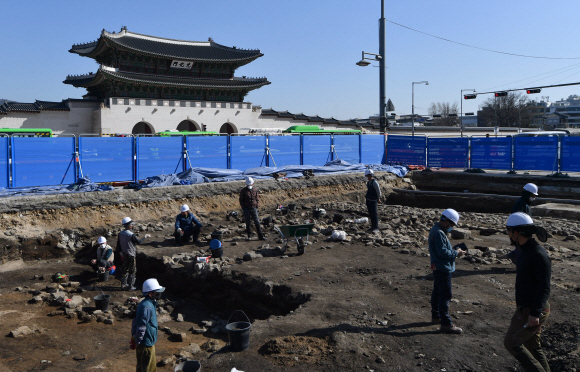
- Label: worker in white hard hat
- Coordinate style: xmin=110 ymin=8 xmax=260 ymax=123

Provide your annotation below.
xmin=239 ymin=177 xmax=264 ymax=240
xmin=503 ymin=212 xmax=551 ymax=372
xmin=90 ymin=236 xmax=114 ymax=274
xmin=364 ymin=169 xmax=381 ymax=233
xmin=428 ymin=208 xmax=466 ymax=334
xmin=174 ymin=204 xmax=203 ymax=246
xmin=513 ymin=183 xmax=539 ymax=217
xmin=131 ymin=278 xmax=165 ymax=372
xmin=117 ymin=217 xmax=149 ymax=291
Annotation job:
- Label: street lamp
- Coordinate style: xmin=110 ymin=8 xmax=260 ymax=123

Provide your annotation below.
xmin=412 ymin=81 xmax=428 ymax=136
xmin=356 ymin=0 xmax=387 ymax=134
xmin=541 ymin=96 xmax=549 ymax=130
xmin=461 ymin=89 xmax=476 ymax=137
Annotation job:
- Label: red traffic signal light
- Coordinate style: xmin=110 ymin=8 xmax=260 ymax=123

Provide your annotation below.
xmin=464 ymin=94 xmax=477 ymax=100
xmin=495 ymin=92 xmax=508 ymax=97
xmin=202 ymin=124 xmax=207 ymax=131
xmin=526 ymin=88 xmax=541 ymax=94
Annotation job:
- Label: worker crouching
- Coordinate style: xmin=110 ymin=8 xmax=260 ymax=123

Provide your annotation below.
xmin=90 ymin=236 xmax=114 ymax=273
xmin=174 ymin=204 xmax=203 ymax=246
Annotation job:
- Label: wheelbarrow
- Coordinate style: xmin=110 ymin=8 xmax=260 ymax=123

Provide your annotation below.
xmin=273 ymin=223 xmax=315 ymax=255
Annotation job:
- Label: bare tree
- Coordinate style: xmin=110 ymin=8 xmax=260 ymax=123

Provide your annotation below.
xmin=478 ymin=92 xmax=534 ymax=128
xmin=428 ymin=102 xmax=459 ymax=126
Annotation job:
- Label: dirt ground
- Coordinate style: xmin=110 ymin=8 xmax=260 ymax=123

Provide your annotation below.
xmin=0 ymin=200 xmax=579 ymax=372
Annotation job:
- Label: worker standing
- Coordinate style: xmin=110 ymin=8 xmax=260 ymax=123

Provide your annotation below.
xmin=131 ymin=278 xmax=165 ymax=372
xmin=513 ymin=183 xmax=539 ymax=216
xmin=428 ymin=208 xmax=466 ymax=334
xmin=117 ymin=217 xmax=149 ymax=291
xmin=239 ymin=177 xmax=264 ymax=240
xmin=90 ymin=236 xmax=114 ymax=273
xmin=365 ymin=169 xmax=381 ymax=233
xmin=504 ymin=212 xmax=551 ymax=372
xmin=174 ymin=204 xmax=203 ymax=246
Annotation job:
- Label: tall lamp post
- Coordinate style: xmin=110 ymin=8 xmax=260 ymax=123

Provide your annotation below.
xmin=460 ymin=89 xmax=476 ymax=137
xmin=412 ymin=81 xmax=428 ymax=136
xmin=356 ymin=0 xmax=387 ymax=134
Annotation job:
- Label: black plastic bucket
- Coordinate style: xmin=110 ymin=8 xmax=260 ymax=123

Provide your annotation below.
xmin=333 ymin=213 xmax=344 ymax=223
xmin=94 ymin=294 xmax=110 ymax=312
xmin=98 ymin=270 xmax=109 ymax=282
xmin=210 ymin=247 xmax=223 ymax=259
xmin=226 ymin=310 xmax=251 ymax=352
xmin=210 ymin=230 xmax=223 ymax=244
xmin=288 ymin=203 xmax=297 ymax=211
xmin=174 ymin=360 xmax=201 ymax=372
xmin=262 ymin=216 xmax=273 ymax=226
xmin=280 ymin=207 xmax=289 ymax=215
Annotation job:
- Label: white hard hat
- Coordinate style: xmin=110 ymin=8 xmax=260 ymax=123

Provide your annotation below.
xmin=523 ymin=183 xmax=539 ymax=196
xmin=121 ymin=217 xmax=133 ymax=225
xmin=97 ymin=237 xmax=107 ymax=245
xmin=441 ymin=208 xmax=460 ymax=225
xmin=365 ymin=169 xmax=374 ymax=176
xmin=246 ymin=177 xmax=254 ymax=186
xmin=180 ymin=204 xmax=190 ymax=212
xmin=506 ymin=212 xmax=534 ymax=228
xmin=142 ymin=278 xmax=165 ymax=294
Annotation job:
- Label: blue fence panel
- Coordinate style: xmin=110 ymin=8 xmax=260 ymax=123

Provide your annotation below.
xmin=230 ymin=136 xmax=266 ymax=170
xmin=427 ymin=137 xmax=469 ymax=168
xmin=333 ymin=135 xmax=360 ymax=164
xmin=186 ymin=136 xmax=228 ymax=169
xmin=514 ymin=136 xmax=559 ymax=171
xmin=470 ymin=137 xmax=512 ymax=170
xmin=12 ymin=137 xmax=76 ymax=187
xmin=386 ymin=135 xmax=426 ymax=166
xmin=561 ymin=136 xmax=580 ymax=172
xmin=303 ymin=135 xmax=332 ymax=166
xmin=78 ymin=137 xmax=134 ymax=183
xmin=268 ymin=135 xmax=301 ymax=166
xmin=360 ymin=135 xmax=385 ymax=165
xmin=137 ymin=137 xmax=184 ymax=179
xmin=0 ymin=137 xmax=8 ymax=188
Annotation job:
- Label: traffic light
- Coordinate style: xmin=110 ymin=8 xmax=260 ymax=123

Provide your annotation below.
xmin=495 ymin=92 xmax=508 ymax=97
xmin=526 ymin=88 xmax=541 ymax=94
xmin=463 ymin=94 xmax=477 ymax=100
xmin=202 ymin=124 xmax=207 ymax=131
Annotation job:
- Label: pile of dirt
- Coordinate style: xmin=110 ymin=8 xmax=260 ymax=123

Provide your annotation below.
xmin=543 ymin=321 xmax=580 ymax=371
xmin=259 ymin=336 xmax=332 ymax=367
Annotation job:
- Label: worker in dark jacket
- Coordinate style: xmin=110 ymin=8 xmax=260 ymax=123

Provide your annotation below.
xmin=504 ymin=212 xmax=551 ymax=372
xmin=365 ymin=169 xmax=381 ymax=233
xmin=90 ymin=236 xmax=114 ymax=273
xmin=239 ymin=177 xmax=264 ymax=240
xmin=117 ymin=217 xmax=149 ymax=291
xmin=512 ymin=183 xmax=538 ymax=217
xmin=174 ymin=204 xmax=203 ymax=246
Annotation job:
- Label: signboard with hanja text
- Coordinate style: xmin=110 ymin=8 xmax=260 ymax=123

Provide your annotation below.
xmin=170 ymin=60 xmax=193 ymax=69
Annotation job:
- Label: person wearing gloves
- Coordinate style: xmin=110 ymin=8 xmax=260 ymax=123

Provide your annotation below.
xmin=131 ymin=278 xmax=164 ymax=372
xmin=239 ymin=177 xmax=264 ymax=240
xmin=365 ymin=169 xmax=381 ymax=233
xmin=117 ymin=217 xmax=149 ymax=291
xmin=513 ymin=183 xmax=539 ymax=217
xmin=174 ymin=204 xmax=203 ymax=246
xmin=90 ymin=237 xmax=114 ymax=273
xmin=503 ymin=212 xmax=551 ymax=372
xmin=428 ymin=208 xmax=466 ymax=334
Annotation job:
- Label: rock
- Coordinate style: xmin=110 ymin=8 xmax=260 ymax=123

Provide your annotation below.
xmin=158 ymin=314 xmax=172 ymax=323
xmin=479 ymin=228 xmax=497 ymax=236
xmin=376 ymin=356 xmax=386 ymax=364
xmin=173 ymin=332 xmax=187 ymax=342
xmin=9 ymin=326 xmax=36 ymax=338
xmin=450 ymin=229 xmax=471 ymax=240
xmin=243 ymin=251 xmax=262 ymax=261
xmin=190 ymin=326 xmax=207 ymax=334
xmin=564 ymin=235 xmax=577 ymax=241
xmin=176 ymin=313 xmax=184 ymax=322
xmin=104 ymin=319 xmax=114 ymax=325
xmin=66 ymin=295 xmax=83 ymax=308
xmin=73 ymin=354 xmax=87 ymax=361
xmin=181 ymin=343 xmax=201 ymax=354
xmin=93 ymin=310 xmax=103 ymax=316
xmin=159 ymin=357 xmax=175 ymax=366
xmin=400 ymin=249 xmax=410 ymax=254
xmin=31 ymin=295 xmax=43 ymax=304
xmin=475 ymin=246 xmax=489 ymax=252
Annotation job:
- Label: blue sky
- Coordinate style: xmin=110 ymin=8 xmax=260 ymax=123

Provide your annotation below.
xmin=1 ymin=0 xmax=580 ymax=120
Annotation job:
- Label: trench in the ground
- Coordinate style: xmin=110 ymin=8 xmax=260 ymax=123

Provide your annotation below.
xmin=136 ymin=254 xmax=311 ymax=321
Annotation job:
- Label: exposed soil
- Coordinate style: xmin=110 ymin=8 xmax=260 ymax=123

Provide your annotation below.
xmin=0 ymin=183 xmax=579 ymax=371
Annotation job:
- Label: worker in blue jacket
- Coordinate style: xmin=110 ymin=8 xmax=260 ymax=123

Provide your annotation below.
xmin=131 ymin=278 xmax=164 ymax=372
xmin=174 ymin=204 xmax=203 ymax=246
xmin=428 ymin=208 xmax=466 ymax=334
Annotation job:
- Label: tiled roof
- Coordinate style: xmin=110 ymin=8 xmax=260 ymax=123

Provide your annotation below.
xmin=277 ymin=110 xmax=294 ymax=118
xmin=70 ymin=28 xmax=263 ymax=64
xmin=0 ymin=100 xmax=71 ymax=113
xmin=261 ymin=109 xmax=278 ymax=116
xmin=324 ymin=117 xmax=340 ymax=124
xmin=35 ymin=100 xmax=70 ymax=111
xmin=294 ymin=113 xmax=309 ymax=121
xmin=308 ymin=115 xmax=325 ymax=122
xmin=64 ymin=67 xmax=270 ymax=90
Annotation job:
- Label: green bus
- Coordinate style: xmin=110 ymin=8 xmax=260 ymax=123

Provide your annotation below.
xmin=283 ymin=125 xmax=361 ymax=135
xmin=0 ymin=128 xmax=53 ymax=137
xmin=156 ymin=131 xmax=218 ymax=136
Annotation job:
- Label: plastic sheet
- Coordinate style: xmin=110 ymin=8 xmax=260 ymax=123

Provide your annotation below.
xmin=0 ymin=137 xmax=9 ymax=188
xmin=12 ymin=137 xmax=76 ymax=187
xmin=186 ymin=136 xmax=228 ymax=169
xmin=79 ymin=137 xmax=134 ymax=183
xmin=386 ymin=135 xmax=426 ymax=166
xmin=268 ymin=135 xmax=301 ymax=167
xmin=137 ymin=136 xmax=184 ymax=180
xmin=361 ymin=135 xmax=385 ymax=165
xmin=0 ymin=176 xmax=112 ymax=197
xmin=561 ymin=136 xmax=580 ymax=172
xmin=230 ymin=136 xmax=267 ymax=170
xmin=302 ymin=135 xmax=332 ymax=166
xmin=515 ymin=136 xmax=558 ymax=171
xmin=368 ymin=164 xmax=409 ymax=178
xmin=470 ymin=137 xmax=512 ymax=170
xmin=427 ymin=137 xmax=469 ymax=168
xmin=142 ymin=168 xmax=208 ymax=187
xmin=333 ymin=135 xmax=360 ymax=164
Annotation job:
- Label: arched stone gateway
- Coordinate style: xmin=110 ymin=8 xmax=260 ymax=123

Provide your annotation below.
xmin=219 ymin=123 xmax=237 ymax=134
xmin=177 ymin=120 xmax=199 ymax=132
xmin=132 ymin=122 xmax=154 ymax=135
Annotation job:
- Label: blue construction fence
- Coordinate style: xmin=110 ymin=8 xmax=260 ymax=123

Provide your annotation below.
xmin=1 ymin=134 xmax=576 ymax=188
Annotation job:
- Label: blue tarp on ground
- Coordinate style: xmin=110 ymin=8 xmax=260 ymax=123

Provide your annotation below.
xmin=142 ymin=168 xmax=209 ymax=187
xmin=0 ymin=176 xmax=113 ymax=197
